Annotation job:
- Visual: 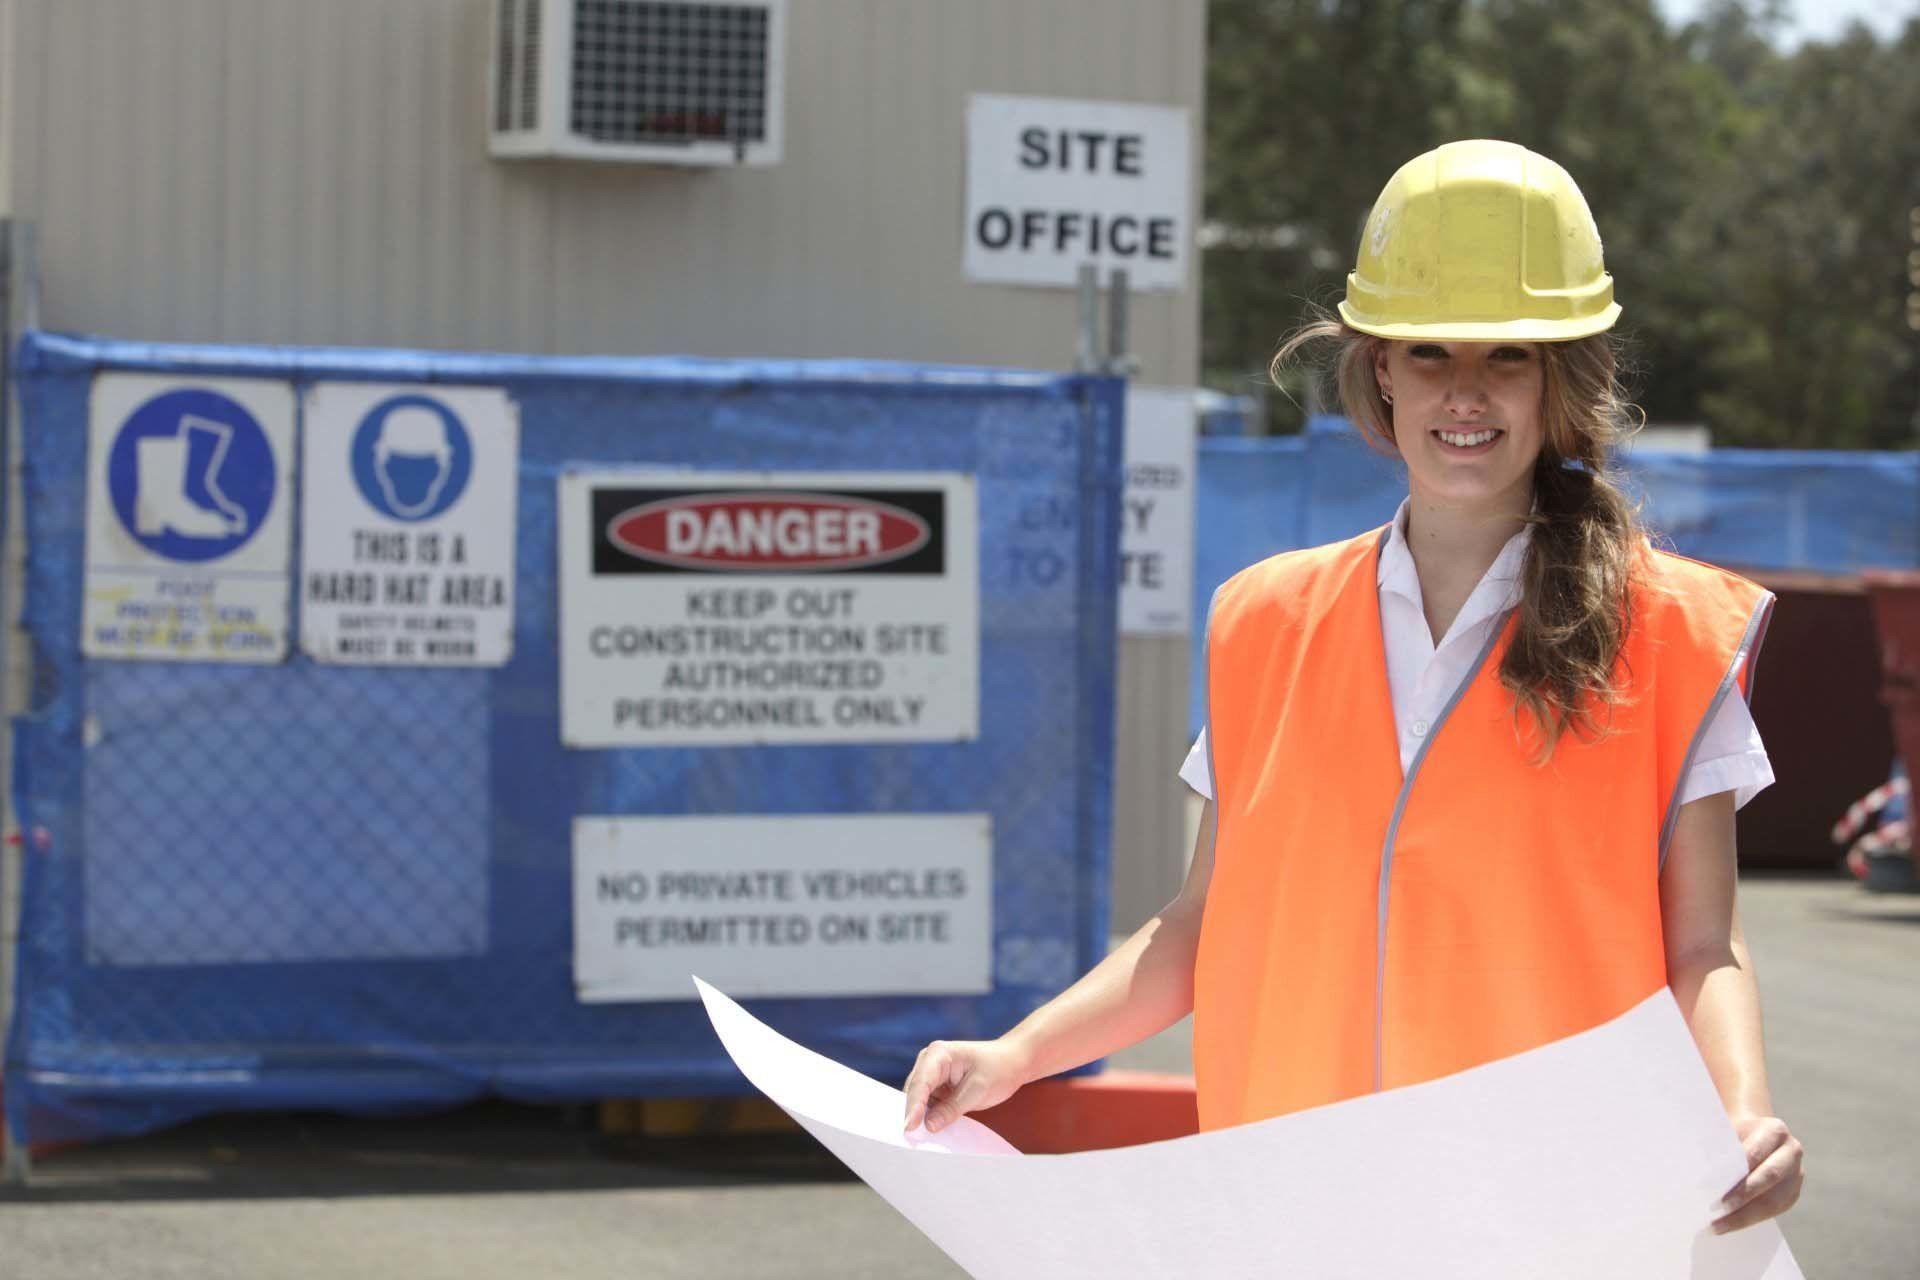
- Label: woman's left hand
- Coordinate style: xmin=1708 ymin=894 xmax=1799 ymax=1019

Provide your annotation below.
xmin=1713 ymin=1112 xmax=1805 ymax=1234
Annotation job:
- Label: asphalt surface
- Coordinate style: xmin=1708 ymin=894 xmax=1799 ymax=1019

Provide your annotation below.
xmin=2 ymin=874 xmax=1915 ymax=1279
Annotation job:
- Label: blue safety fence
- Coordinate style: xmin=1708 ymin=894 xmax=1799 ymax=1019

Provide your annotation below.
xmin=4 ymin=331 xmax=1124 ymax=1147
xmin=1188 ymin=416 xmax=1920 ymax=736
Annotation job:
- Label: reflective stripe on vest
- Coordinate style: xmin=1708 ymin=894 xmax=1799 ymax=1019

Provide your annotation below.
xmin=1193 ymin=526 xmax=1773 ymax=1132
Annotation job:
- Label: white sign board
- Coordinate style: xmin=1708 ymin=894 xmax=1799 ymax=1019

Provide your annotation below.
xmin=1120 ymin=387 xmax=1197 ymax=635
xmin=300 ymin=383 xmax=519 ymax=665
xmin=558 ymin=470 xmax=979 ymax=747
xmin=84 ymin=373 xmax=295 ymax=662
xmin=574 ymin=814 xmax=993 ymax=1002
xmin=965 ymin=93 xmax=1191 ymax=291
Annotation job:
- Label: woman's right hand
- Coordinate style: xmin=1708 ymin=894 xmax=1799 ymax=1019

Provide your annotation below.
xmin=901 ymin=1036 xmax=1034 ymax=1134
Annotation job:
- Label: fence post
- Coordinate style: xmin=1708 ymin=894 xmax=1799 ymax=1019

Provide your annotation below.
xmin=1103 ymin=268 xmax=1134 ymax=377
xmin=1 ymin=216 xmax=39 ymax=1184
xmin=1075 ymin=263 xmax=1100 ymax=374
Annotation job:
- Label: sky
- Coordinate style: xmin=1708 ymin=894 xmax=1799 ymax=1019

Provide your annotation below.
xmin=1656 ymin=0 xmax=1917 ymax=43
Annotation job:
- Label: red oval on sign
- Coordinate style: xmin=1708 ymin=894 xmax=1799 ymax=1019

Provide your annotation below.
xmin=606 ymin=492 xmax=932 ymax=571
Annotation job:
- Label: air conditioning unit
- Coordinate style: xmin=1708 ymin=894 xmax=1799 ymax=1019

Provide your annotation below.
xmin=490 ymin=0 xmax=786 ymax=166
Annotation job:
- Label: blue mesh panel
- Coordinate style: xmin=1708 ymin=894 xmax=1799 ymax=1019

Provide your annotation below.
xmin=5 ymin=333 xmax=1122 ymax=1145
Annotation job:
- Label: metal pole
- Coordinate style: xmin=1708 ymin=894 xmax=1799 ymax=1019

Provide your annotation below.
xmin=1075 ymin=263 xmax=1100 ymax=374
xmin=0 ymin=217 xmax=38 ymax=1185
xmin=1104 ymin=268 xmax=1132 ymax=377
xmin=1907 ymin=204 xmax=1919 ymax=568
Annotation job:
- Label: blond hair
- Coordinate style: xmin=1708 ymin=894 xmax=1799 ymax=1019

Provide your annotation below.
xmin=1273 ymin=319 xmax=1644 ymax=760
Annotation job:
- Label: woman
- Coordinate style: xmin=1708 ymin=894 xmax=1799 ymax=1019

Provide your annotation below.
xmin=901 ymin=140 xmax=1804 ymax=1236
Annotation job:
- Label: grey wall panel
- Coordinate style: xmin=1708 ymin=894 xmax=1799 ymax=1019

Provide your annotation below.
xmin=1110 ymin=634 xmax=1194 ymax=934
xmin=0 ymin=0 xmax=15 ymax=215
xmin=1 ymin=0 xmax=1206 ymax=958
xmin=7 ymin=0 xmax=1201 ymax=380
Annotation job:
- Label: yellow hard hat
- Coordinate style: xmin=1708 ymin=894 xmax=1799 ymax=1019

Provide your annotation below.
xmin=1337 ymin=139 xmax=1621 ymax=342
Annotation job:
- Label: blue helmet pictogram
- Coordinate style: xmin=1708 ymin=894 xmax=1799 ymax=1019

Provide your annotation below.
xmin=350 ymin=395 xmax=472 ymax=522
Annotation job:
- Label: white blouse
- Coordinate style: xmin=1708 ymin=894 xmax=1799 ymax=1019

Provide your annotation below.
xmin=1179 ymin=500 xmax=1774 ymax=810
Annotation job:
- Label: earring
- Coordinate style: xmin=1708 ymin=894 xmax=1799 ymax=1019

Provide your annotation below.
xmin=1381 ymin=389 xmax=1394 ymax=404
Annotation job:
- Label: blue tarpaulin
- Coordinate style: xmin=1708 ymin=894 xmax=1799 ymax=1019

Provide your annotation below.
xmin=1188 ymin=417 xmax=1920 ymax=736
xmin=5 ymin=332 xmax=1124 ymax=1146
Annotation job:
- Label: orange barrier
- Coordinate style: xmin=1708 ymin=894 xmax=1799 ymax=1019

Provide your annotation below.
xmin=973 ymin=1070 xmax=1198 ymax=1154
xmin=596 ymin=1069 xmax=1201 ymax=1153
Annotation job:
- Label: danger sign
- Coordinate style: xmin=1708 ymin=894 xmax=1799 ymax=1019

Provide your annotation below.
xmin=558 ymin=470 xmax=979 ymax=747
xmin=606 ymin=492 xmax=932 ymax=571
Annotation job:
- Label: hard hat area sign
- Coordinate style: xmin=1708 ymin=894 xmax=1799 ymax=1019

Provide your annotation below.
xmin=559 ymin=471 xmax=979 ymax=747
xmin=301 ymin=383 xmax=519 ymax=666
xmin=84 ymin=373 xmax=294 ymax=662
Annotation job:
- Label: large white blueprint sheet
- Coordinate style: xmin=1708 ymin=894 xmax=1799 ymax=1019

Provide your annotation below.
xmin=695 ymin=978 xmax=1802 ymax=1278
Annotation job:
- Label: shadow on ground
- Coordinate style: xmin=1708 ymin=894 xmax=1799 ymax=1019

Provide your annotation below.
xmin=1810 ymin=894 xmax=1920 ymax=927
xmin=0 ymin=1101 xmax=853 ymax=1205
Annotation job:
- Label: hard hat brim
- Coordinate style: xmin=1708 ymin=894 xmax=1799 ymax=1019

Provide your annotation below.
xmin=1337 ymin=300 xmax=1622 ymax=343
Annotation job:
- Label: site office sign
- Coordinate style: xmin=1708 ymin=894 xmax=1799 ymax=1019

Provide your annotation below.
xmin=965 ymin=93 xmax=1192 ymax=291
xmin=558 ymin=470 xmax=979 ymax=747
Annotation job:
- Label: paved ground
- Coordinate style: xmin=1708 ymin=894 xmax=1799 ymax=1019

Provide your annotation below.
xmin=2 ymin=874 xmax=1915 ymax=1278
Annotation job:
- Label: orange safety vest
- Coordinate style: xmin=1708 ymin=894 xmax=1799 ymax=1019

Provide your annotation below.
xmin=1193 ymin=524 xmax=1773 ymax=1132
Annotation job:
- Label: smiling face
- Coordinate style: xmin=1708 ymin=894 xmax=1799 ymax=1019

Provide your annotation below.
xmin=1373 ymin=340 xmax=1547 ymax=515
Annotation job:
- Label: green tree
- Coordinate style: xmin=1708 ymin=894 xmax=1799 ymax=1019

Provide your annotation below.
xmin=1203 ymin=0 xmax=1725 ymax=428
xmin=1202 ymin=0 xmax=1920 ymax=449
xmin=1203 ymin=0 xmax=1474 ymax=429
xmin=1443 ymin=0 xmax=1743 ymax=425
xmin=1693 ymin=18 xmax=1920 ymax=447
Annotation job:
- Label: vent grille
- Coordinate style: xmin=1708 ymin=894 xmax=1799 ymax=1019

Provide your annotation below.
xmin=519 ymin=0 xmax=543 ymax=130
xmin=495 ymin=0 xmax=515 ymax=131
xmin=569 ymin=1 xmax=770 ymax=149
xmin=494 ymin=0 xmax=544 ymax=132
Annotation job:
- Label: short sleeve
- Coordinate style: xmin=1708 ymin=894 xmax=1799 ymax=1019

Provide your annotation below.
xmin=1179 ymin=730 xmax=1212 ymax=799
xmin=1677 ymin=690 xmax=1774 ymax=811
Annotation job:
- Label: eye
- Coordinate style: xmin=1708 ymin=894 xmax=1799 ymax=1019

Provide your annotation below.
xmin=1408 ymin=344 xmax=1448 ymax=360
xmin=1490 ymin=346 xmax=1533 ymax=362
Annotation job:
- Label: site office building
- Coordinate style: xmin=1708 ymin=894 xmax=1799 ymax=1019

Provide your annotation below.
xmin=0 ymin=0 xmax=1207 ymax=940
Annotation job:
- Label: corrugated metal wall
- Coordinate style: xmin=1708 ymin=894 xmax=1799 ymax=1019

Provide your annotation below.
xmin=0 ymin=0 xmax=15 ymax=215
xmin=0 ymin=0 xmax=1201 ymax=934
xmin=0 ymin=0 xmax=1202 ymax=379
